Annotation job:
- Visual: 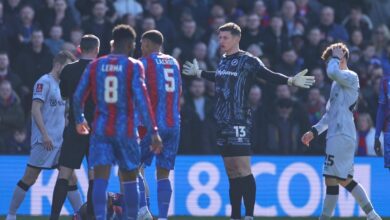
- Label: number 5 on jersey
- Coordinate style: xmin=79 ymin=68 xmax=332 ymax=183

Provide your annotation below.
xmin=104 ymin=76 xmax=118 ymax=103
xmin=164 ymin=68 xmax=175 ymax=92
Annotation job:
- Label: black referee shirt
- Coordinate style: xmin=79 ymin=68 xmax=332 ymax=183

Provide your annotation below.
xmin=60 ymin=59 xmax=95 ymax=125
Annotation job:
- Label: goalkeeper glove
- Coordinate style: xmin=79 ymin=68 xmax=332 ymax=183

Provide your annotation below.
xmin=183 ymin=59 xmax=202 ymax=77
xmin=288 ymin=69 xmax=315 ymax=88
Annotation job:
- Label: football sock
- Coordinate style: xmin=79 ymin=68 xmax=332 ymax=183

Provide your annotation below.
xmin=67 ymin=185 xmax=83 ymax=213
xmin=320 ymin=185 xmax=339 ymax=220
xmin=93 ymin=178 xmax=108 ymax=220
xmin=157 ymin=178 xmax=172 ymax=218
xmin=138 ymin=174 xmax=147 ymax=208
xmin=345 ymin=180 xmax=374 ymax=214
xmin=229 ymin=177 xmax=242 ymax=219
xmin=8 ymin=180 xmax=30 ymax=215
xmin=242 ymin=174 xmax=256 ymax=217
xmin=50 ymin=178 xmax=69 ymax=220
xmin=87 ymin=180 xmax=94 ymax=216
xmin=123 ymin=180 xmax=139 ymax=220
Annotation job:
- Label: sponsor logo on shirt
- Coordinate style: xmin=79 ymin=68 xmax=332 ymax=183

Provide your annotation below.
xmin=216 ymin=70 xmax=238 ymax=77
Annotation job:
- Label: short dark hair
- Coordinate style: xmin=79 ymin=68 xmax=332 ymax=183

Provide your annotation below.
xmin=321 ymin=42 xmax=349 ymax=61
xmin=80 ymin=35 xmax=100 ymax=52
xmin=142 ymin=30 xmax=164 ymax=45
xmin=53 ymin=50 xmax=76 ymax=65
xmin=0 ymin=51 xmax=8 ymax=56
xmin=112 ymin=24 xmax=136 ymax=45
xmin=218 ymin=22 xmax=241 ymax=37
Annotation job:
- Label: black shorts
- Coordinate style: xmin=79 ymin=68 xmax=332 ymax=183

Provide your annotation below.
xmin=59 ymin=124 xmax=90 ymax=169
xmin=217 ymin=124 xmax=252 ymax=157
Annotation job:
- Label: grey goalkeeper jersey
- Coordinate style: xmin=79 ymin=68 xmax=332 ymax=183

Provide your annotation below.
xmin=313 ymin=58 xmax=359 ymax=140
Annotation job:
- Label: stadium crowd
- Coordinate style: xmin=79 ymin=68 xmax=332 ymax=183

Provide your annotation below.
xmin=0 ymin=0 xmax=388 ymax=156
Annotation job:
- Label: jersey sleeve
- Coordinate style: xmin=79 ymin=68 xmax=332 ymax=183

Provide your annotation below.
xmin=313 ymin=103 xmax=329 ymax=135
xmin=326 ymin=58 xmax=357 ymax=88
xmin=253 ymin=57 xmax=289 ymax=84
xmin=32 ymin=77 xmax=50 ymax=102
xmin=132 ymin=61 xmax=158 ymax=133
xmin=73 ymin=62 xmax=93 ymax=124
xmin=59 ymin=66 xmax=69 ymax=99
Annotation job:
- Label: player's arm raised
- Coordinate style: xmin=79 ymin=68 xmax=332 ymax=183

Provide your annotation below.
xmin=132 ymin=62 xmax=162 ymax=154
xmin=253 ymin=57 xmax=314 ymax=88
xmin=326 ymin=47 xmax=357 ymax=88
xmin=31 ymin=80 xmax=53 ymax=150
xmin=183 ymin=59 xmax=216 ymax=82
xmin=73 ymin=63 xmax=93 ymax=135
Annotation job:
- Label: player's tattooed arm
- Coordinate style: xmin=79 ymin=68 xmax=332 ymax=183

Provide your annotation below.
xmin=31 ymin=100 xmax=53 ymax=150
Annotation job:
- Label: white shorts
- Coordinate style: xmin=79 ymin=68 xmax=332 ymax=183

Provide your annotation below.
xmin=27 ymin=143 xmax=61 ymax=169
xmin=323 ymin=135 xmax=355 ymax=180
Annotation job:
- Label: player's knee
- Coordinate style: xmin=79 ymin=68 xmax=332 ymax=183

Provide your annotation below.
xmin=157 ymin=167 xmax=170 ymax=180
xmin=22 ymin=172 xmax=39 ymax=185
xmin=342 ymin=179 xmax=358 ymax=192
xmin=69 ymin=173 xmax=78 ymax=186
xmin=17 ymin=180 xmax=33 ymax=191
xmin=120 ymin=169 xmax=138 ymax=181
xmin=58 ymin=166 xmax=74 ymax=180
xmin=88 ymin=169 xmax=94 ymax=180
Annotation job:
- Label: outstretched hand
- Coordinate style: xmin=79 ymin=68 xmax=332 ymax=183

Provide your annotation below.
xmin=183 ymin=59 xmax=202 ymax=77
xmin=288 ymin=69 xmax=315 ymax=88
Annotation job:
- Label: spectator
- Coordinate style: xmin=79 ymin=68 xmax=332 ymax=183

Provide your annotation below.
xmin=69 ymin=27 xmax=83 ymax=47
xmin=303 ymin=27 xmax=324 ymax=69
xmin=192 ymin=42 xmax=211 ymax=70
xmin=240 ymin=13 xmax=262 ymax=51
xmin=171 ymin=0 xmax=210 ymax=28
xmin=209 ymin=4 xmax=225 ymax=19
xmin=281 ymin=0 xmax=299 ymax=37
xmin=134 ymin=16 xmax=156 ymax=58
xmin=114 ymin=0 xmax=143 ymax=18
xmin=247 ymin=43 xmax=263 ymax=58
xmin=342 ymin=5 xmax=372 ymax=41
xmin=75 ymin=0 xmax=116 ymax=21
xmin=275 ymin=48 xmax=304 ymax=76
xmin=295 ymin=0 xmax=321 ymax=26
xmin=0 ymin=52 xmax=26 ymax=98
xmin=253 ymin=0 xmax=270 ymax=28
xmin=319 ymin=6 xmax=349 ymax=43
xmin=0 ymin=80 xmax=25 ymax=147
xmin=311 ymin=67 xmax=331 ymax=99
xmin=14 ymin=29 xmax=53 ymax=96
xmin=15 ymin=5 xmax=39 ymax=45
xmin=81 ymin=1 xmax=113 ymax=55
xmin=61 ymin=42 xmax=77 ymax=55
xmin=3 ymin=0 xmax=23 ymax=27
xmin=174 ymin=19 xmax=204 ymax=63
xmin=261 ymin=15 xmax=289 ymax=64
xmin=148 ymin=1 xmax=176 ymax=53
xmin=356 ymin=113 xmax=383 ymax=156
xmin=39 ymin=0 xmax=77 ymax=41
xmin=266 ymin=98 xmax=305 ymax=155
xmin=44 ymin=25 xmax=65 ymax=55
xmin=0 ymin=1 xmax=10 ymax=52
xmin=372 ymin=24 xmax=390 ymax=56
xmin=349 ymin=28 xmax=365 ymax=50
xmin=4 ymin=129 xmax=29 ymax=154
xmin=180 ymin=78 xmax=215 ymax=154
xmin=249 ymin=85 xmax=267 ymax=153
xmin=206 ymin=16 xmax=226 ymax=67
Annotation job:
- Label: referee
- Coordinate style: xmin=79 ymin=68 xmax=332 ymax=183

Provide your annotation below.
xmin=183 ymin=23 xmax=314 ymax=220
xmin=50 ymin=35 xmax=100 ymax=220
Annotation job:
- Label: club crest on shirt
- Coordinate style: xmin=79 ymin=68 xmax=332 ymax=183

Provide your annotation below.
xmin=36 ymin=83 xmax=43 ymax=92
xmin=231 ymin=59 xmax=238 ymax=66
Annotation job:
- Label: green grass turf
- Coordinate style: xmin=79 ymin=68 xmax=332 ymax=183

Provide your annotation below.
xmin=2 ymin=217 xmax=390 ymax=220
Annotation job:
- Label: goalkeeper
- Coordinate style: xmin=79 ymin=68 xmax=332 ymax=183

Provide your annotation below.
xmin=183 ymin=22 xmax=314 ymax=220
